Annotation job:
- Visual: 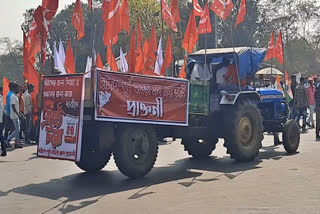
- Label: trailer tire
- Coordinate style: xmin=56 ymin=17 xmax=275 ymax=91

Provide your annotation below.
xmin=182 ymin=138 xmax=218 ymax=159
xmin=283 ymin=119 xmax=300 ymax=153
xmin=76 ymin=150 xmax=112 ymax=173
xmin=224 ymin=101 xmax=263 ymax=161
xmin=113 ymin=126 xmax=158 ymax=178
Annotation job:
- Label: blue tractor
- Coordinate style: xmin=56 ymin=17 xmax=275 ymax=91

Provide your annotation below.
xmin=183 ymin=47 xmax=300 ymax=161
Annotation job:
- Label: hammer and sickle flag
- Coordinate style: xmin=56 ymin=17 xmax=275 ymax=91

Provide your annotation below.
xmin=209 ymin=0 xmax=233 ymax=20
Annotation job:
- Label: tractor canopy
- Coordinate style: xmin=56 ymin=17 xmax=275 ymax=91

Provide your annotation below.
xmin=188 ymin=47 xmax=267 ymax=80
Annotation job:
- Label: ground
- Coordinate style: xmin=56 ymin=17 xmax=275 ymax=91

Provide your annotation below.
xmin=0 ymin=130 xmax=320 ymax=214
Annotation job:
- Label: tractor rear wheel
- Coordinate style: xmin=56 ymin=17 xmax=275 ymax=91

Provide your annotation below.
xmin=113 ymin=126 xmax=158 ymax=178
xmin=182 ymin=137 xmax=218 ymax=159
xmin=224 ymin=101 xmax=263 ymax=161
xmin=283 ymin=119 xmax=300 ymax=153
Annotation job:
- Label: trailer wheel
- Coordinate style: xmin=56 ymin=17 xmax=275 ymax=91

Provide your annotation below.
xmin=224 ymin=102 xmax=263 ymax=161
xmin=76 ymin=124 xmax=113 ymax=173
xmin=76 ymin=150 xmax=112 ymax=173
xmin=113 ymin=126 xmax=158 ymax=178
xmin=182 ymin=138 xmax=218 ymax=159
xmin=283 ymin=119 xmax=300 ymax=153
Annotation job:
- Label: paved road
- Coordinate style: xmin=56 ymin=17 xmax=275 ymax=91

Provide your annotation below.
xmin=0 ymin=129 xmax=320 ymax=214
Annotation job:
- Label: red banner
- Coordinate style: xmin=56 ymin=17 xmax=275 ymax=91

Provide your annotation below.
xmin=38 ymin=75 xmax=84 ymax=161
xmin=95 ymin=70 xmax=189 ymax=126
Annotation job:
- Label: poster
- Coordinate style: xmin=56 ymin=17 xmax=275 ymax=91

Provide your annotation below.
xmin=95 ymin=69 xmax=189 ymax=126
xmin=38 ymin=74 xmax=84 ymax=161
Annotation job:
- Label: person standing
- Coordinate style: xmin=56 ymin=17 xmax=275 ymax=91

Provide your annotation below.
xmin=4 ymin=82 xmax=14 ymax=140
xmin=5 ymin=83 xmax=23 ymax=148
xmin=289 ymin=75 xmax=297 ymax=119
xmin=24 ymin=84 xmax=34 ymax=144
xmin=295 ymin=77 xmax=309 ymax=132
xmin=315 ymin=83 xmax=320 ymax=139
xmin=0 ymin=87 xmax=6 ymax=156
xmin=307 ymin=78 xmax=316 ymax=128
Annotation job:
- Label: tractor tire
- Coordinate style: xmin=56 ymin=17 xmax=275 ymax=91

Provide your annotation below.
xmin=224 ymin=101 xmax=263 ymax=161
xmin=76 ymin=125 xmax=112 ymax=173
xmin=283 ymin=119 xmax=300 ymax=153
xmin=182 ymin=138 xmax=218 ymax=159
xmin=113 ymin=126 xmax=158 ymax=178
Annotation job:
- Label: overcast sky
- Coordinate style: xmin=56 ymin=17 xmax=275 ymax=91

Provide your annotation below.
xmin=0 ymin=0 xmax=75 ymax=41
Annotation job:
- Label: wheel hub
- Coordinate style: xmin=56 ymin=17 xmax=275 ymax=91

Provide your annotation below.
xmin=239 ymin=116 xmax=253 ymax=146
xmin=130 ymin=132 xmax=149 ymax=160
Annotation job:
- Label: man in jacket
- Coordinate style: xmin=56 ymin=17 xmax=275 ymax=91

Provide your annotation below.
xmin=295 ymin=77 xmax=308 ymax=132
xmin=0 ymin=87 xmax=5 ymax=156
xmin=315 ymin=83 xmax=320 ymax=139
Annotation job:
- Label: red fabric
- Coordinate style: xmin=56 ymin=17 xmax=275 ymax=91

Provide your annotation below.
xmin=135 ymin=17 xmax=143 ymax=73
xmin=3 ymin=77 xmax=9 ymax=106
xmin=64 ymin=39 xmax=75 ymax=74
xmin=170 ymin=0 xmax=180 ymax=23
xmin=26 ymin=21 xmax=41 ymax=64
xmin=192 ymin=0 xmax=203 ymax=16
xmin=144 ymin=24 xmax=157 ymax=75
xmin=96 ymin=52 xmax=104 ymax=69
xmin=209 ymin=0 xmax=233 ymax=20
xmin=198 ymin=3 xmax=212 ymax=34
xmin=161 ymin=0 xmax=178 ymax=32
xmin=178 ymin=59 xmax=186 ymax=79
xmin=42 ymin=0 xmax=58 ymax=11
xmin=235 ymin=0 xmax=247 ymax=27
xmin=274 ymin=31 xmax=284 ymax=64
xmin=128 ymin=27 xmax=136 ymax=73
xmin=285 ymin=71 xmax=289 ymax=85
xmin=88 ymin=0 xmax=93 ymax=10
xmin=182 ymin=10 xmax=198 ymax=54
xmin=160 ymin=34 xmax=173 ymax=76
xmin=106 ymin=46 xmax=118 ymax=71
xmin=265 ymin=31 xmax=275 ymax=61
xmin=102 ymin=0 xmax=121 ymax=46
xmin=120 ymin=0 xmax=130 ymax=33
xmin=72 ymin=0 xmax=85 ymax=40
xmin=142 ymin=38 xmax=149 ymax=64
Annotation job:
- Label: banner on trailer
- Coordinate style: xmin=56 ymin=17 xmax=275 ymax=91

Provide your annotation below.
xmin=38 ymin=75 xmax=84 ymax=162
xmin=95 ymin=69 xmax=189 ymax=126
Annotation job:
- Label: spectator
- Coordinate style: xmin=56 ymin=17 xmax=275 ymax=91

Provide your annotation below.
xmin=18 ymin=85 xmax=25 ymax=139
xmin=294 ymin=77 xmax=308 ymax=132
xmin=0 ymin=87 xmax=6 ymax=156
xmin=315 ymin=83 xmax=320 ymax=139
xmin=4 ymin=82 xmax=14 ymax=140
xmin=24 ymin=84 xmax=34 ymax=144
xmin=289 ymin=75 xmax=297 ymax=119
xmin=5 ymin=83 xmax=23 ymax=148
xmin=307 ymin=77 xmax=316 ymax=128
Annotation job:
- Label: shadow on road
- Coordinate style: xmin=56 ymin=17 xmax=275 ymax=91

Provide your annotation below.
xmin=0 ymin=145 xmax=295 ymax=214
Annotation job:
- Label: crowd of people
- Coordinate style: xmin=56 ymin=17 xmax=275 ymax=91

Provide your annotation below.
xmin=0 ymin=82 xmax=35 ymax=157
xmin=289 ymin=75 xmax=320 ymax=139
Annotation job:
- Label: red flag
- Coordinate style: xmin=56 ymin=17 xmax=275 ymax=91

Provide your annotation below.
xmin=102 ymin=0 xmax=121 ymax=46
xmin=120 ymin=0 xmax=130 ymax=33
xmin=160 ymin=34 xmax=173 ymax=76
xmin=64 ymin=39 xmax=75 ymax=74
xmin=26 ymin=21 xmax=41 ymax=63
xmin=170 ymin=0 xmax=181 ymax=23
xmin=3 ymin=77 xmax=9 ymax=106
xmin=142 ymin=38 xmax=149 ymax=63
xmin=192 ymin=0 xmax=203 ymax=17
xmin=265 ymin=31 xmax=275 ymax=61
xmin=96 ymin=52 xmax=104 ymax=69
xmin=42 ymin=0 xmax=58 ymax=11
xmin=106 ymin=46 xmax=118 ymax=71
xmin=135 ymin=17 xmax=144 ymax=73
xmin=128 ymin=27 xmax=136 ymax=73
xmin=161 ymin=0 xmax=178 ymax=32
xmin=235 ymin=0 xmax=247 ymax=27
xmin=274 ymin=31 xmax=284 ymax=64
xmin=182 ymin=10 xmax=198 ymax=54
xmin=285 ymin=71 xmax=289 ymax=84
xmin=178 ymin=59 xmax=186 ymax=79
xmin=210 ymin=0 xmax=234 ymax=20
xmin=198 ymin=3 xmax=212 ymax=34
xmin=88 ymin=0 xmax=93 ymax=10
xmin=144 ymin=24 xmax=157 ymax=75
xmin=72 ymin=0 xmax=85 ymax=40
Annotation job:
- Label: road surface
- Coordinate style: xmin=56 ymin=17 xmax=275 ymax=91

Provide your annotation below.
xmin=0 ymin=130 xmax=320 ymax=214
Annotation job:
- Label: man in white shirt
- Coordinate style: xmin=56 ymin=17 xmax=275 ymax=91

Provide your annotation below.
xmin=24 ymin=84 xmax=34 ymax=144
xmin=5 ymin=83 xmax=23 ymax=149
xmin=0 ymin=87 xmax=6 ymax=156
